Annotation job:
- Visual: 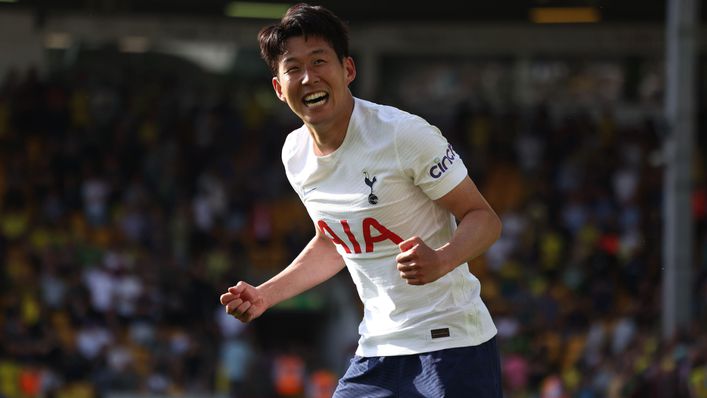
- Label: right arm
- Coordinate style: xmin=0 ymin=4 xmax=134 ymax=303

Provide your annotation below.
xmin=220 ymin=227 xmax=345 ymax=322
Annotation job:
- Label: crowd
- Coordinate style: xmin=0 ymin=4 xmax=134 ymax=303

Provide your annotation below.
xmin=0 ymin=56 xmax=705 ymax=398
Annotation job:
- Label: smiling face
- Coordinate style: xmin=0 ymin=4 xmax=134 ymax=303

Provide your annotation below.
xmin=272 ymin=35 xmax=356 ymax=134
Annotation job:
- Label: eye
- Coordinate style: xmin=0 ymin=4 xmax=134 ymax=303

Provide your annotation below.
xmin=285 ymin=66 xmax=299 ymax=74
xmin=313 ymin=59 xmax=326 ymax=65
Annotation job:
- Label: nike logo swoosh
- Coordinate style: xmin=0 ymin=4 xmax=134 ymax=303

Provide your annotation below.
xmin=303 ymin=187 xmax=317 ymax=195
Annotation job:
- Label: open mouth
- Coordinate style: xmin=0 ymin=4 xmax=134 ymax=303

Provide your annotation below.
xmin=303 ymin=91 xmax=329 ymax=107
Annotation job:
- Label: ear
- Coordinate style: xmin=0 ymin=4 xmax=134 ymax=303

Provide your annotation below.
xmin=343 ymin=57 xmax=356 ymax=86
xmin=272 ymin=76 xmax=286 ymax=102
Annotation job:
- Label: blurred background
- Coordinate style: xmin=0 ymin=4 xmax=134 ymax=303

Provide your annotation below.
xmin=0 ymin=0 xmax=706 ymax=397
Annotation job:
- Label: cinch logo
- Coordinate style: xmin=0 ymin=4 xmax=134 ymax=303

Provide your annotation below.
xmin=428 ymin=144 xmax=458 ymax=179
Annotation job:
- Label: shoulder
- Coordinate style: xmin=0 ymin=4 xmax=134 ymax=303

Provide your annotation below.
xmin=352 ymin=98 xmax=433 ymax=152
xmin=281 ymin=124 xmax=309 ymax=167
xmin=354 ymin=97 xmax=422 ymax=128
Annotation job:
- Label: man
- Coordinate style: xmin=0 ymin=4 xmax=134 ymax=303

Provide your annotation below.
xmin=220 ymin=3 xmax=503 ymax=396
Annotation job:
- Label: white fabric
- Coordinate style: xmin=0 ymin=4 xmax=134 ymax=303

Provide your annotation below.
xmin=282 ymin=98 xmax=496 ymax=356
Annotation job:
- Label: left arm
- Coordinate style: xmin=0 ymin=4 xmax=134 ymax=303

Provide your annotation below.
xmin=395 ymin=176 xmax=502 ymax=285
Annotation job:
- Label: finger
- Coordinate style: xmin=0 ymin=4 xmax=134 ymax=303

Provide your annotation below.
xmin=238 ymin=309 xmax=255 ymax=323
xmin=221 ymin=292 xmax=242 ymax=306
xmin=232 ymin=305 xmax=256 ymax=322
xmin=235 ymin=301 xmax=252 ymax=315
xmin=396 ymin=262 xmax=417 ymax=272
xmin=226 ymin=298 xmax=244 ymax=314
xmin=398 ymin=236 xmax=422 ymax=252
xmin=219 ymin=292 xmax=234 ymax=305
xmin=401 ymin=273 xmax=424 ymax=285
xmin=396 ymin=245 xmax=419 ymax=263
xmin=406 ymin=278 xmax=424 ymax=286
xmin=395 ymin=251 xmax=413 ymax=264
xmin=228 ymin=282 xmax=247 ymax=295
xmin=400 ymin=268 xmax=418 ymax=279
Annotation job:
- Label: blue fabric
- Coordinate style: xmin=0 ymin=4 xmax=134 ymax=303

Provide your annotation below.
xmin=333 ymin=337 xmax=502 ymax=398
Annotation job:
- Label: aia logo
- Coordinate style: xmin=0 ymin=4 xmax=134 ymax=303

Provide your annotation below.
xmin=429 ymin=144 xmax=458 ymax=179
xmin=318 ymin=218 xmax=402 ymax=254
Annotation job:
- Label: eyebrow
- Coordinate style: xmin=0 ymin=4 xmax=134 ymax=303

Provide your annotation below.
xmin=281 ymin=48 xmax=328 ymax=64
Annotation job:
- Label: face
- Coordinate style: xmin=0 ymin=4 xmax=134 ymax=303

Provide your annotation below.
xmin=272 ymin=35 xmax=356 ymax=131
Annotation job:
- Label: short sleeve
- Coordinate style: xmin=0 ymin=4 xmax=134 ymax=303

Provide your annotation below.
xmin=281 ymin=128 xmax=306 ymax=200
xmin=395 ymin=115 xmax=468 ymax=200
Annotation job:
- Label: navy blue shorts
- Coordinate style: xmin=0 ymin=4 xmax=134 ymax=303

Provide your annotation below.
xmin=333 ymin=337 xmax=502 ymax=398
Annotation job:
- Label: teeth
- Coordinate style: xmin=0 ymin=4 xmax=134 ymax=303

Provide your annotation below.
xmin=304 ymin=91 xmax=327 ymax=105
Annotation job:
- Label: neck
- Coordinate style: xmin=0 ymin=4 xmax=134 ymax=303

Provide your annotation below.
xmin=307 ymin=96 xmax=355 ymax=156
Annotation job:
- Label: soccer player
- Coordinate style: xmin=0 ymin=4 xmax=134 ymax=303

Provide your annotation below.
xmin=219 ymin=3 xmax=503 ymax=396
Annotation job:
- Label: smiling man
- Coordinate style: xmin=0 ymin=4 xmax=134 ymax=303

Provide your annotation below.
xmin=219 ymin=3 xmax=504 ymax=397
xmin=271 ymin=34 xmax=355 ymax=155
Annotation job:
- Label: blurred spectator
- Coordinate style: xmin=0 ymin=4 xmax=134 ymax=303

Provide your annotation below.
xmin=306 ymin=369 xmax=338 ymax=398
xmin=0 ymin=50 xmax=704 ymax=398
xmin=273 ymin=352 xmax=306 ymax=398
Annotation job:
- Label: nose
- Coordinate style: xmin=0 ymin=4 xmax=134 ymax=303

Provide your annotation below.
xmin=302 ymin=66 xmax=318 ymax=84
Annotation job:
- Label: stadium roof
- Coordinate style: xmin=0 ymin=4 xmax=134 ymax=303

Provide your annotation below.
xmin=0 ymin=0 xmax=677 ymax=24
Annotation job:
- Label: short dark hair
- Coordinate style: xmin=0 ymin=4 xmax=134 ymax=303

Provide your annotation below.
xmin=258 ymin=3 xmax=350 ymax=76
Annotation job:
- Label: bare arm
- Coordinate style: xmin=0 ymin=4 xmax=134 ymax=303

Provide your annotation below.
xmin=258 ymin=228 xmax=345 ymax=309
xmin=220 ymin=226 xmax=345 ymax=322
xmin=396 ymin=176 xmax=502 ymax=285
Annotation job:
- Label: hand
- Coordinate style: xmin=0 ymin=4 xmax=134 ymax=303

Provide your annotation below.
xmin=219 ymin=281 xmax=267 ymax=322
xmin=395 ymin=236 xmax=451 ymax=285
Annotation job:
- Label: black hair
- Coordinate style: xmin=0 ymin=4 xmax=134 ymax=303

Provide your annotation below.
xmin=258 ymin=3 xmax=350 ymax=76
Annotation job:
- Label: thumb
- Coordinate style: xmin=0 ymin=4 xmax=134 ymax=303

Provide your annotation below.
xmin=229 ymin=281 xmax=248 ymax=295
xmin=398 ymin=236 xmax=422 ymax=252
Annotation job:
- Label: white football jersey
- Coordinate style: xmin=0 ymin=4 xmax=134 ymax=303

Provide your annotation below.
xmin=282 ymin=98 xmax=497 ymax=357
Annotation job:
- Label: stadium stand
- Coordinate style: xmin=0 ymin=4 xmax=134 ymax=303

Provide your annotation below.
xmin=0 ymin=14 xmax=706 ymax=398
